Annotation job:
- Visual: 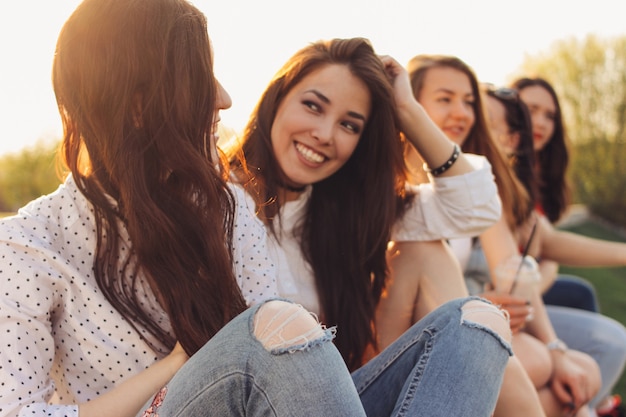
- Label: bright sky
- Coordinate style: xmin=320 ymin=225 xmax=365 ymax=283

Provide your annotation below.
xmin=1 ymin=0 xmax=625 ymax=157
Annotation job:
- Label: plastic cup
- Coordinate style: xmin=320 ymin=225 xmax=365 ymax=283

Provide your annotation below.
xmin=494 ymin=255 xmax=540 ymax=317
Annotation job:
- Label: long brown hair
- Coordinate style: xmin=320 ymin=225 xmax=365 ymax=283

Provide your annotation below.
xmin=227 ymin=38 xmax=411 ymax=370
xmin=512 ymin=77 xmax=571 ymax=223
xmin=408 ymin=55 xmax=531 ymax=228
xmin=484 ymin=86 xmax=539 ymax=211
xmin=53 ymin=0 xmax=246 ymax=356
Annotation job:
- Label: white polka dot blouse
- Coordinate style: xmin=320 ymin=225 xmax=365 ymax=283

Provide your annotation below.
xmin=0 ymin=176 xmax=277 ymax=417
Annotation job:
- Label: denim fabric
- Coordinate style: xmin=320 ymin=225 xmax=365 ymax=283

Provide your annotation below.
xmin=542 ymin=274 xmax=600 ymax=312
xmin=547 ymin=305 xmax=626 ymax=409
xmin=353 ymin=297 xmax=511 ymax=417
xmin=138 ymin=299 xmax=366 ymax=417
xmin=138 ymin=298 xmax=510 ymax=417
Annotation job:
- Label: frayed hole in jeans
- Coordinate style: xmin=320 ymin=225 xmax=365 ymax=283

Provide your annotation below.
xmin=253 ymin=300 xmax=326 ymax=351
xmin=461 ymin=299 xmax=512 ymax=344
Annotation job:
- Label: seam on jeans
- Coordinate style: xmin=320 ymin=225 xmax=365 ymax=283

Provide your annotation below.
xmin=396 ymin=329 xmax=435 ymax=416
xmin=355 ymin=326 xmax=435 ymax=394
xmin=172 ymin=371 xmax=278 ymax=417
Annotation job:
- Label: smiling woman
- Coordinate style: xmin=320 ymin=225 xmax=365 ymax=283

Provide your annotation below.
xmin=221 ymin=37 xmax=513 ymax=416
xmin=269 ymin=64 xmax=369 ymax=189
xmin=0 ymin=2 xmax=380 ymax=417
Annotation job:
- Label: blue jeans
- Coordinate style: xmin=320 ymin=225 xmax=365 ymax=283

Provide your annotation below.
xmin=547 ymin=305 xmax=626 ymax=409
xmin=140 ymin=298 xmax=511 ymax=416
xmin=543 ymin=274 xmax=599 ymax=312
xmin=353 ymin=297 xmax=511 ymax=416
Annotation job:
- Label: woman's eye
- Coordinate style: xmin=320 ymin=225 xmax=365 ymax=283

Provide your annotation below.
xmin=303 ymin=100 xmax=321 ymax=112
xmin=341 ymin=121 xmax=361 ymax=134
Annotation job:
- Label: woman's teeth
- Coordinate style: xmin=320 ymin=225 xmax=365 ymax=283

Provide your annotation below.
xmin=295 ymin=143 xmax=324 ymax=163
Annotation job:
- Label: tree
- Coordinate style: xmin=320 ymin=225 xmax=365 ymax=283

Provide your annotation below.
xmin=512 ymin=35 xmax=626 ymax=226
xmin=0 ymin=140 xmax=64 ymax=213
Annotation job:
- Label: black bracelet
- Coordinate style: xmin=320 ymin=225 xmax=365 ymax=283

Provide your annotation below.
xmin=423 ymin=144 xmax=461 ymax=176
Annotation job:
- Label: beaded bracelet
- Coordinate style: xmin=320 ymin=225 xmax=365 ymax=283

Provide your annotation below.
xmin=423 ymin=144 xmax=461 ymax=176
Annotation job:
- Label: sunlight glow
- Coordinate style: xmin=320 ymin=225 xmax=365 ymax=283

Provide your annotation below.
xmin=0 ymin=0 xmax=624 ymax=156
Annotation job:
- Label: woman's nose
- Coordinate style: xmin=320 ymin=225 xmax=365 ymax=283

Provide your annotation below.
xmin=216 ymin=79 xmax=232 ymax=110
xmin=312 ymin=119 xmax=334 ymax=144
xmin=451 ymin=100 xmax=472 ymax=119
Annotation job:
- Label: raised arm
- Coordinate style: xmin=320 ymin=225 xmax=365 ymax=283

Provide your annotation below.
xmin=379 ymin=55 xmax=475 ymax=178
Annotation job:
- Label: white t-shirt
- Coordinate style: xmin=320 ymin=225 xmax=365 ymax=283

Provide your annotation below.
xmin=235 ymin=154 xmax=501 ymax=315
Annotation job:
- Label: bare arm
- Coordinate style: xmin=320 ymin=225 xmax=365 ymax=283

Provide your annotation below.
xmin=482 ymin=214 xmax=600 ymax=413
xmin=479 ymin=215 xmax=558 ymax=344
xmin=79 ymin=343 xmax=188 ymax=417
xmin=538 ymin=214 xmax=626 ymax=267
xmin=379 ymin=55 xmax=475 ymax=177
xmin=537 ymin=259 xmax=559 ymax=294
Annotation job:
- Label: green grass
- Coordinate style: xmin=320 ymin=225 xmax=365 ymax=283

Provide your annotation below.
xmin=557 ymin=219 xmax=626 ymax=400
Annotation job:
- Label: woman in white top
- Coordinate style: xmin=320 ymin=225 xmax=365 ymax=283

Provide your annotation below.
xmin=403 ymin=54 xmax=601 ymax=417
xmin=224 ymin=38 xmax=513 ymax=415
xmin=0 ymin=1 xmax=374 ymax=416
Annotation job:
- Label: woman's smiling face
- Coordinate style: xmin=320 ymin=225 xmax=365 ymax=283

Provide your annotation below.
xmin=270 ymin=63 xmax=371 ymax=188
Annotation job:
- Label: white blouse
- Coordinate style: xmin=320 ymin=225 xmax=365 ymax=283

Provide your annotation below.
xmin=236 ymin=154 xmax=501 ymax=315
xmin=0 ymin=176 xmax=277 ymax=417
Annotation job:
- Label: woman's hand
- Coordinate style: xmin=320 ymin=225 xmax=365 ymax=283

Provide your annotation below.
xmin=549 ymin=350 xmax=601 ymax=415
xmin=479 ymin=291 xmax=532 ymax=333
xmin=167 ymin=341 xmax=189 ymax=374
xmin=377 ymin=53 xmax=475 ymax=178
xmin=79 ymin=341 xmax=190 ymax=417
xmin=378 ymin=55 xmax=415 ymax=112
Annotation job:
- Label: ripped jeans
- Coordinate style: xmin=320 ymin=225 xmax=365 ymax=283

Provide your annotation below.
xmin=353 ymin=297 xmax=512 ymax=416
xmin=138 ymin=297 xmax=511 ymax=417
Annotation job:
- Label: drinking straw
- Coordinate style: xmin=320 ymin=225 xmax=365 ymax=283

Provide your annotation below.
xmin=510 ymin=219 xmax=538 ymax=294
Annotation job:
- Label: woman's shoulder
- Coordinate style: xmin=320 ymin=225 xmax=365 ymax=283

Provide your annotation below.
xmin=0 ymin=175 xmax=95 ymax=252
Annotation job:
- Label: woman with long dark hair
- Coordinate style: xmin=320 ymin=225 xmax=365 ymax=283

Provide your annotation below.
xmin=489 ymin=83 xmax=626 ymax=417
xmin=0 ymin=1 xmax=370 ymax=416
xmin=388 ymin=54 xmax=602 ymax=417
xmin=225 ymin=38 xmax=512 ymax=415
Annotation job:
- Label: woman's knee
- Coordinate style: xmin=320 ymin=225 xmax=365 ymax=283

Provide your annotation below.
xmin=461 ymin=299 xmax=512 ymax=345
xmin=512 ymin=332 xmax=553 ymax=388
xmin=253 ymin=300 xmax=329 ymax=351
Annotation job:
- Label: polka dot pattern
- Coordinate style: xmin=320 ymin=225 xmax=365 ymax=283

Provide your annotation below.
xmin=0 ymin=177 xmax=277 ymax=417
xmin=228 ymin=184 xmax=278 ymax=306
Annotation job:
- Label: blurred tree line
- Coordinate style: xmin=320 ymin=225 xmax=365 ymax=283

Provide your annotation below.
xmin=511 ymin=34 xmax=626 ymax=227
xmin=0 ymin=140 xmax=63 ymax=214
xmin=2 ymin=34 xmax=626 ymax=226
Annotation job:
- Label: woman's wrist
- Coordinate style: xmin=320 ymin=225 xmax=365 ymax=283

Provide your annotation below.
xmin=546 ymin=338 xmax=568 ymax=355
xmin=166 ymin=347 xmax=189 ymax=376
xmin=423 ymin=144 xmax=461 ymax=177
